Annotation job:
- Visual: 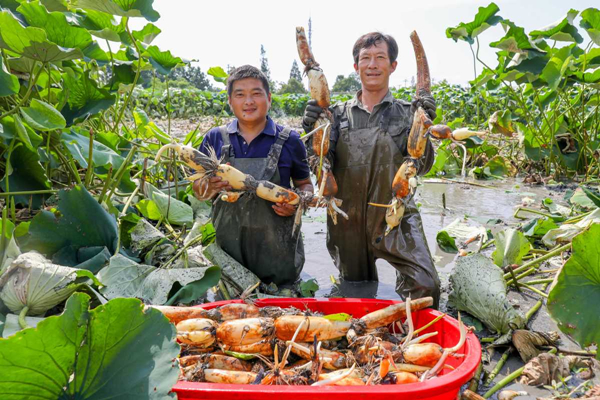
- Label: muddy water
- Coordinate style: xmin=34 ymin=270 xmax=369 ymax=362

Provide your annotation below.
xmin=300 ymin=178 xmax=559 ymax=301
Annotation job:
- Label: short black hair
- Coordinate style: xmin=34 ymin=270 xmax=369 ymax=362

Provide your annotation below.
xmin=226 ymin=65 xmax=270 ymax=96
xmin=352 ymin=32 xmax=398 ymax=65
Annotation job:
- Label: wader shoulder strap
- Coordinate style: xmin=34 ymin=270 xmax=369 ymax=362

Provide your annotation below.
xmin=336 ymin=102 xmax=350 ymax=142
xmin=218 ymin=125 xmax=234 ymax=162
xmin=379 ymin=102 xmax=394 ymax=132
xmin=262 ymin=126 xmax=291 ymax=181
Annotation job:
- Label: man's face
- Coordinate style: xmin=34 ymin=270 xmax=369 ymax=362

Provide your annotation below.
xmin=228 ymin=78 xmax=271 ymax=125
xmin=354 ymin=41 xmax=397 ymax=92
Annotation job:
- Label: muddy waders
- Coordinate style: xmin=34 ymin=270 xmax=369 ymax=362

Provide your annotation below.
xmin=326 ymin=95 xmax=441 ymax=307
xmin=211 ymin=126 xmax=304 ymax=286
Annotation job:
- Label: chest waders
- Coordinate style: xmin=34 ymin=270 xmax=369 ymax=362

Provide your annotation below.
xmin=211 ymin=126 xmax=304 ymax=286
xmin=327 ymin=102 xmax=440 ymax=307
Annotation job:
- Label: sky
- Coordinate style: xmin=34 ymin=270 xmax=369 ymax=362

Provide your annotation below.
xmin=131 ymin=0 xmax=599 ymax=89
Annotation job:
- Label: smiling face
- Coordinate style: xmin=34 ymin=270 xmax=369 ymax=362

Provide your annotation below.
xmin=228 ymin=78 xmax=271 ymax=125
xmin=354 ymin=41 xmax=397 ymax=92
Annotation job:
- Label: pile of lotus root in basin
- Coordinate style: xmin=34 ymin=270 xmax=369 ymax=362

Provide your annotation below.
xmin=150 ymin=297 xmax=468 ymax=386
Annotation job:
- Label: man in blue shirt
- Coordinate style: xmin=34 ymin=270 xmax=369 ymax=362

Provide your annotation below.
xmin=193 ymin=65 xmax=313 ymax=287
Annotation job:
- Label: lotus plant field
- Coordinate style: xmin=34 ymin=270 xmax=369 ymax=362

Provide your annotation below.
xmin=0 ymin=1 xmax=599 ymax=399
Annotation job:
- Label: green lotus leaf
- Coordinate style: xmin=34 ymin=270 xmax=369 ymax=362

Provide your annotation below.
xmin=13 ymin=114 xmax=33 ymax=150
xmin=40 ymin=0 xmax=69 ymax=12
xmin=20 ymin=98 xmax=66 ymax=131
xmin=77 ymin=8 xmax=125 ymax=42
xmin=449 ymin=253 xmax=526 ymax=334
xmin=530 ymin=9 xmax=583 ymax=43
xmin=61 ymin=128 xmax=125 ymax=169
xmin=143 ymin=45 xmax=185 ymax=75
xmin=109 ymin=62 xmax=136 ymax=90
xmin=582 ymin=186 xmax=600 ymax=208
xmin=0 ymin=11 xmax=83 ymax=62
xmin=538 ymin=46 xmax=575 ymax=91
xmin=0 ymin=292 xmax=180 ymax=398
xmin=436 ymin=230 xmax=458 ymax=253
xmin=523 ymin=217 xmax=559 ymax=239
xmin=19 ymin=185 xmax=119 ymax=259
xmin=61 ymin=70 xmax=116 ymax=125
xmin=491 ymin=20 xmax=544 ymax=57
xmin=484 ymin=155 xmax=517 ymax=177
xmin=146 ymin=183 xmax=194 ymax=227
xmin=570 ymin=187 xmax=598 ymax=210
xmin=492 ymin=228 xmax=531 ymax=267
xmin=98 ymin=254 xmax=221 ymax=305
xmin=542 ymin=209 xmax=600 ymax=247
xmin=580 ymin=8 xmax=600 ymax=46
xmin=133 ymin=22 xmax=161 ymax=44
xmin=208 ymin=66 xmax=228 ymax=83
xmin=73 ymin=0 xmax=160 ymax=22
xmin=446 ymin=3 xmax=503 ymax=44
xmin=572 ymin=67 xmax=600 ymax=84
xmin=0 ymin=57 xmax=19 ymax=97
xmin=548 ymin=224 xmax=600 ymax=360
xmin=0 ymin=143 xmax=50 ymax=207
xmin=17 ymin=1 xmax=92 ymax=50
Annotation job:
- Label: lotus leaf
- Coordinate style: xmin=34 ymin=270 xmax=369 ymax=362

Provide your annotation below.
xmin=548 ymin=224 xmax=600 ymax=360
xmin=0 ymin=293 xmax=180 ymax=398
xmin=449 ymin=253 xmax=525 ymax=334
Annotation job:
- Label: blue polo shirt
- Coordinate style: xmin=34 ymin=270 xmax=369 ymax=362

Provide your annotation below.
xmin=199 ymin=116 xmax=311 ymax=189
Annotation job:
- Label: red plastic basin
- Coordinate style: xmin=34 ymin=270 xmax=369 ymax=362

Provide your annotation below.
xmin=173 ymin=297 xmax=481 ymax=400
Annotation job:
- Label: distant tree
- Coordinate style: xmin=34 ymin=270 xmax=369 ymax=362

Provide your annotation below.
xmin=168 ymin=65 xmax=212 ymax=90
xmin=260 ymin=45 xmax=271 ymax=80
xmin=290 ymin=60 xmax=302 ymax=81
xmin=259 ymin=45 xmax=276 ymax=90
xmin=278 ymin=78 xmax=307 ymax=94
xmin=332 ymin=72 xmax=361 ymax=93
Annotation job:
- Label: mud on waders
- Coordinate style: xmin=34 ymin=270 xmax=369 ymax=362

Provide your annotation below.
xmin=325 ymin=95 xmax=441 ymax=307
xmin=211 ymin=126 xmax=304 ymax=286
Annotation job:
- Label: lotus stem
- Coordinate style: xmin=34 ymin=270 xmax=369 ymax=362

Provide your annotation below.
xmin=468 ymin=358 xmax=484 ymax=393
xmin=525 ymin=283 xmax=550 ymax=322
xmin=18 ymin=306 xmax=30 ymax=330
xmin=412 ymin=313 xmax=445 ymax=337
xmin=522 ymin=278 xmax=554 ymax=285
xmin=407 ymin=331 xmax=438 ymax=345
xmin=218 ymin=280 xmax=231 ymax=300
xmin=455 ymin=141 xmax=468 ymax=178
xmin=0 ymin=61 xmax=43 ymax=120
xmin=513 ymin=207 xmax=555 ymax=220
xmin=504 ymin=243 xmax=570 ymax=280
xmin=0 ymin=189 xmax=58 ymax=196
xmin=119 ymin=186 xmax=140 ymax=218
xmin=483 ymin=348 xmax=557 ymax=399
xmin=97 ymin=167 xmax=113 ymax=205
xmin=518 ymin=283 xmax=548 ymax=298
xmin=563 ymin=210 xmax=593 ymax=224
xmin=84 ymin=129 xmax=95 ymax=188
xmin=401 ymin=296 xmax=414 ymax=351
xmin=484 ymin=347 xmax=513 ymax=386
xmin=106 ymin=145 xmax=138 ymax=203
xmin=112 ymin=19 xmax=142 ymax=131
